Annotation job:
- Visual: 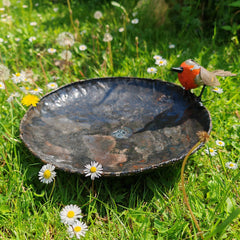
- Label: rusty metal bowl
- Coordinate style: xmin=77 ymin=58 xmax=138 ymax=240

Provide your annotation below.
xmin=20 ymin=77 xmax=211 ymax=176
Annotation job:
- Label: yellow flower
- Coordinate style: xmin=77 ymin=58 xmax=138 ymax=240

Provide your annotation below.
xmin=21 ymin=94 xmax=39 ymax=107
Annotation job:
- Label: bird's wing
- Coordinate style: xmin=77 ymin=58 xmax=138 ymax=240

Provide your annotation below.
xmin=212 ymin=70 xmax=237 ymax=77
xmin=200 ymin=67 xmax=220 ymax=87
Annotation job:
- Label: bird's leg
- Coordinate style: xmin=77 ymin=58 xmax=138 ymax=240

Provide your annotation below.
xmin=196 ymin=85 xmax=206 ymax=101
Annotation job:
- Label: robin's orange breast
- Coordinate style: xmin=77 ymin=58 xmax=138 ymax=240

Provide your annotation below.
xmin=178 ymin=62 xmax=200 ymax=90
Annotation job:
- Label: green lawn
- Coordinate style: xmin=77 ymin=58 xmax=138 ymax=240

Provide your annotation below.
xmin=0 ymin=0 xmax=239 ymax=239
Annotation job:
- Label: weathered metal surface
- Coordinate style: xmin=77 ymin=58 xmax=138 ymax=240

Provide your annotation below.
xmin=20 ymin=77 xmax=212 ymax=176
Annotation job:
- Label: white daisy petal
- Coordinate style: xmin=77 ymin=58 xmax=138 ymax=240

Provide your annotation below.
xmin=211 ymin=87 xmax=223 ymax=94
xmin=29 ymin=88 xmax=43 ymax=95
xmin=225 ymin=162 xmax=238 ymax=170
xmin=47 ymin=82 xmax=58 ymax=89
xmin=153 ymin=55 xmax=162 ymax=60
xmin=147 ymin=67 xmax=157 ymax=74
xmin=47 ymin=48 xmax=56 ymax=54
xmin=216 ymin=140 xmax=225 ymax=147
xmin=67 ymin=220 xmax=88 ymax=239
xmin=131 ymin=18 xmax=139 ymax=24
xmin=11 ymin=71 xmax=26 ymax=84
xmin=204 ymin=148 xmax=217 ymax=156
xmin=155 ymin=58 xmax=167 ymax=66
xmin=38 ymin=164 xmax=56 ymax=184
xmin=79 ymin=44 xmax=87 ymax=51
xmin=84 ymin=161 xmax=103 ymax=180
xmin=60 ymin=204 xmax=82 ymax=225
xmin=0 ymin=81 xmax=5 ymax=89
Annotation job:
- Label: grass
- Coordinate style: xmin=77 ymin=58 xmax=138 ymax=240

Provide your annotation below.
xmin=0 ymin=0 xmax=240 ymax=239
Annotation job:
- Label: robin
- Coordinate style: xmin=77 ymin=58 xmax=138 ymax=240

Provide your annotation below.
xmin=171 ymin=59 xmax=236 ymax=100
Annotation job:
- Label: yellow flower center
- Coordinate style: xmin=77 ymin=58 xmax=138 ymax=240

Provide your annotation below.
xmin=209 ymin=149 xmax=214 ymax=152
xmin=67 ymin=210 xmax=75 ymax=218
xmin=229 ymin=163 xmax=234 ymax=167
xmin=74 ymin=226 xmax=82 ymax=232
xmin=34 ymin=88 xmax=38 ymax=91
xmin=90 ymin=166 xmax=97 ymax=173
xmin=43 ymin=170 xmax=51 ymax=179
xmin=16 ymin=73 xmax=21 ymax=77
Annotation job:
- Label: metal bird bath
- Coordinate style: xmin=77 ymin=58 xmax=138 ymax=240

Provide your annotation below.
xmin=20 ymin=77 xmax=211 ymax=176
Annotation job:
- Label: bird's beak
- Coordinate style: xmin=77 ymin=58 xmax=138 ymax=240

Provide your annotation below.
xmin=171 ymin=67 xmax=184 ymax=73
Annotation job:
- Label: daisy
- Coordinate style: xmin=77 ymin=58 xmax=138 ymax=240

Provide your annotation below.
xmin=103 ymin=33 xmax=113 ymax=42
xmin=60 ymin=204 xmax=82 ymax=225
xmin=11 ymin=71 xmax=25 ymax=83
xmin=118 ymin=27 xmax=124 ymax=32
xmin=0 ymin=81 xmax=5 ymax=89
xmin=131 ymin=18 xmax=139 ymax=24
xmin=84 ymin=161 xmax=103 ymax=180
xmin=0 ymin=8 xmax=5 ymax=11
xmin=30 ymin=22 xmax=37 ymax=26
xmin=15 ymin=37 xmax=20 ymax=42
xmin=28 ymin=36 xmax=36 ymax=42
xmin=68 ymin=220 xmax=88 ymax=239
xmin=225 ymin=162 xmax=238 ymax=170
xmin=147 ymin=67 xmax=157 ymax=74
xmin=155 ymin=58 xmax=167 ymax=66
xmin=216 ymin=140 xmax=225 ymax=147
xmin=7 ymin=92 xmax=20 ymax=103
xmin=60 ymin=50 xmax=72 ymax=61
xmin=0 ymin=38 xmax=4 ymax=43
xmin=22 ymin=5 xmax=28 ymax=8
xmin=7 ymin=94 xmax=14 ymax=103
xmin=22 ymin=77 xmax=31 ymax=83
xmin=53 ymin=7 xmax=59 ymax=12
xmin=0 ymin=64 xmax=10 ymax=81
xmin=38 ymin=164 xmax=56 ymax=184
xmin=153 ymin=55 xmax=162 ymax=60
xmin=47 ymin=82 xmax=58 ymax=89
xmin=94 ymin=10 xmax=103 ymax=20
xmin=29 ymin=88 xmax=43 ymax=95
xmin=20 ymin=86 xmax=30 ymax=94
xmin=204 ymin=148 xmax=217 ymax=156
xmin=169 ymin=44 xmax=175 ymax=49
xmin=56 ymin=32 xmax=74 ymax=47
xmin=211 ymin=87 xmax=223 ymax=94
xmin=47 ymin=48 xmax=56 ymax=54
xmin=21 ymin=94 xmax=39 ymax=107
xmin=79 ymin=44 xmax=87 ymax=51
